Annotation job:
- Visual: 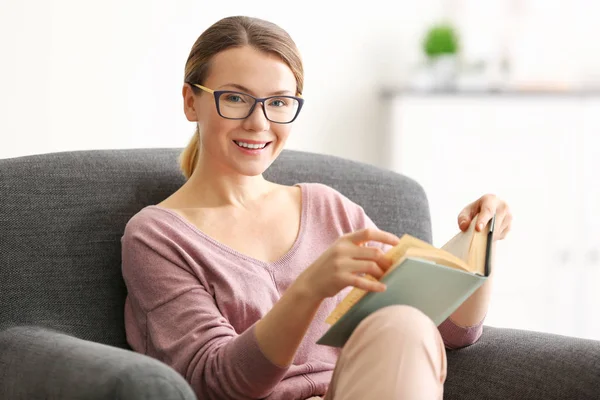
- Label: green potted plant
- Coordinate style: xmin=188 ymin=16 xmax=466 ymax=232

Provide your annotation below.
xmin=422 ymin=22 xmax=461 ymax=89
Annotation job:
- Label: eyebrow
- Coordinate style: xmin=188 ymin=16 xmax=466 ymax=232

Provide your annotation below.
xmin=219 ymin=83 xmax=295 ymax=96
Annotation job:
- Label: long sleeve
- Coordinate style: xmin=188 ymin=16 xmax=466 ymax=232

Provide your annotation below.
xmin=438 ymin=316 xmax=484 ymax=349
xmin=121 ymin=218 xmax=289 ymax=400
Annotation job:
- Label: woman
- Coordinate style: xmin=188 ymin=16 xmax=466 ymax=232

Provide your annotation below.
xmin=121 ymin=16 xmax=512 ymax=400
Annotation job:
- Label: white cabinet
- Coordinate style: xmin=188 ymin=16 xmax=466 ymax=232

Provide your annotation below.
xmin=384 ymin=93 xmax=600 ymax=340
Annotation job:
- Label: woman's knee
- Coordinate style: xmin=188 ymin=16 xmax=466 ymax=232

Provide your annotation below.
xmin=357 ymin=305 xmax=438 ymax=341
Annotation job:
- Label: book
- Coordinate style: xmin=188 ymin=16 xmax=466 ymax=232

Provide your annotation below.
xmin=316 ymin=214 xmax=496 ymax=348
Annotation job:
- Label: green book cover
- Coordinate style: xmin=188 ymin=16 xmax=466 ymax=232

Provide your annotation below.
xmin=316 ymin=259 xmax=487 ymax=348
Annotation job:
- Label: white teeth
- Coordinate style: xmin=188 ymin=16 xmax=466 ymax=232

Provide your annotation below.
xmin=235 ymin=141 xmax=268 ymax=149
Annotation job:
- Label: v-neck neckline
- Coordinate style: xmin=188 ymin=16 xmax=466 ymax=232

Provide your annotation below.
xmin=147 ymin=183 xmax=309 ymax=269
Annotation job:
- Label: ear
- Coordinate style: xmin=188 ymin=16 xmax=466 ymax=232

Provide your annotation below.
xmin=182 ymin=84 xmax=198 ymax=122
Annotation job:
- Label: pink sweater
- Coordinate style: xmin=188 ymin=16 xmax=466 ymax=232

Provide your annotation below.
xmin=122 ymin=182 xmax=483 ymax=400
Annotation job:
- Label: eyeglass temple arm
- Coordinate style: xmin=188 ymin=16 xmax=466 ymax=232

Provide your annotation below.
xmin=191 ymin=83 xmax=214 ymax=94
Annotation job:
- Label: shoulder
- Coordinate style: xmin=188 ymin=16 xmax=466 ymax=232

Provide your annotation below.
xmin=123 ymin=206 xmax=162 ymax=232
xmin=120 ymin=205 xmax=205 ymax=280
xmin=121 ymin=205 xmax=185 ymax=244
xmin=300 ymin=182 xmax=364 ymax=211
xmin=298 ymin=182 xmax=371 ymax=233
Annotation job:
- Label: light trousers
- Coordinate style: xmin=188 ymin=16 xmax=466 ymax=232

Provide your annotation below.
xmin=321 ymin=305 xmax=447 ymax=400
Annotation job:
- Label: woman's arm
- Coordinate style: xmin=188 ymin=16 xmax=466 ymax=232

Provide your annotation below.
xmin=438 ymin=243 xmax=495 ymax=349
xmin=255 ymin=228 xmax=400 ymax=367
xmin=448 ymin=194 xmax=511 ymax=329
xmin=254 ymin=283 xmax=323 ymax=367
xmin=449 ymin=241 xmax=496 ymax=327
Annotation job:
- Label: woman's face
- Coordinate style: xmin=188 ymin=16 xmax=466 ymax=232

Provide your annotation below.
xmin=183 ymin=45 xmax=299 ymax=177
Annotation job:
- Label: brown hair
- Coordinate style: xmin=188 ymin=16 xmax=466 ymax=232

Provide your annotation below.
xmin=179 ymin=16 xmax=304 ymax=179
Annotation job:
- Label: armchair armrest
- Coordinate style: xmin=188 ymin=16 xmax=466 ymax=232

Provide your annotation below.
xmin=0 ymin=326 xmax=197 ymax=400
xmin=444 ymin=326 xmax=600 ymax=399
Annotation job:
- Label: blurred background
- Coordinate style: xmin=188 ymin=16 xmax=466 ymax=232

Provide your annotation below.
xmin=1 ymin=0 xmax=599 ymax=340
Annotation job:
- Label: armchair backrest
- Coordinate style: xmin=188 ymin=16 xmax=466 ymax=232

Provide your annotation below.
xmin=0 ymin=148 xmax=431 ymax=348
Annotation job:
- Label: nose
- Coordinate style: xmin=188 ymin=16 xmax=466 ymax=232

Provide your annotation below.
xmin=242 ymin=102 xmax=270 ymax=132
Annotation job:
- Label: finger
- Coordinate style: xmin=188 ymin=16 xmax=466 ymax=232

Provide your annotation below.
xmin=356 ymin=259 xmax=387 ymax=279
xmin=475 ymin=195 xmax=498 ymax=231
xmin=337 ymin=258 xmax=387 ymax=279
xmin=496 ymin=225 xmax=510 ymax=241
xmin=330 ymin=252 xmax=387 ymax=279
xmin=349 ymin=273 xmax=387 ymax=292
xmin=350 ymin=246 xmax=393 ymax=272
xmin=457 ymin=199 xmax=480 ymax=231
xmin=496 ymin=213 xmax=512 ymax=240
xmin=348 ymin=228 xmax=401 ymax=247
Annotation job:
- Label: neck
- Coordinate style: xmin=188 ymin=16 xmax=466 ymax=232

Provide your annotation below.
xmin=182 ymin=157 xmax=274 ymax=210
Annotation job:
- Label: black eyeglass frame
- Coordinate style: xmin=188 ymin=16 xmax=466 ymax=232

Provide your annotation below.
xmin=189 ymin=83 xmax=304 ymax=124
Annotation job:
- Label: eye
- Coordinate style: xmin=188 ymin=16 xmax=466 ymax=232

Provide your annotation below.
xmin=224 ymin=94 xmax=246 ymax=103
xmin=268 ymin=98 xmax=287 ymax=107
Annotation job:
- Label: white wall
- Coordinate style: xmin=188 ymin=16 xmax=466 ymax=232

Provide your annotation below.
xmin=3 ymin=1 xmax=600 ymax=163
xmin=0 ymin=0 xmax=447 ymax=164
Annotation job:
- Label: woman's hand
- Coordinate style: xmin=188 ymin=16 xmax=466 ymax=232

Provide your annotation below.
xmin=457 ymin=194 xmax=513 ymax=241
xmin=293 ymin=228 xmax=401 ymax=302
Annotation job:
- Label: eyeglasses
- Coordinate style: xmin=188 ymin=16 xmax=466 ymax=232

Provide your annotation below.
xmin=189 ymin=83 xmax=304 ymax=124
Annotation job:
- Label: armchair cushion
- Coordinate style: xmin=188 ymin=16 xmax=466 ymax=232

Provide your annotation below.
xmin=444 ymin=326 xmax=600 ymax=399
xmin=0 ymin=326 xmax=197 ymax=400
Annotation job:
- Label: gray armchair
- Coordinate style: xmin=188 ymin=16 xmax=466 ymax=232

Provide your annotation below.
xmin=1 ymin=148 xmax=599 ymax=400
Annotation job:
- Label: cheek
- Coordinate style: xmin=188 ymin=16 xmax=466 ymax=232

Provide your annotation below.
xmin=273 ymin=126 xmax=292 ymax=142
xmin=199 ymin=107 xmax=239 ymax=138
xmin=206 ymin=118 xmax=237 ymax=136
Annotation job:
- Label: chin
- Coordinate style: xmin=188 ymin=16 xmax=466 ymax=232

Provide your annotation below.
xmin=234 ymin=163 xmax=271 ymax=177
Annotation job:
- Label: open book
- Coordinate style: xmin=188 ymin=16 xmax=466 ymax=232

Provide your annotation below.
xmin=316 ymin=214 xmax=495 ymax=348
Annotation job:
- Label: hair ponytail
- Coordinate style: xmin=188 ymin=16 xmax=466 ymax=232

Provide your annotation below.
xmin=179 ymin=126 xmax=200 ymax=179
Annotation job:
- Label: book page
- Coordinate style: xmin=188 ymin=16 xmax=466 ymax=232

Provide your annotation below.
xmin=324 ymin=280 xmax=370 ymax=325
xmin=441 ymin=217 xmax=488 ymax=276
xmin=441 ymin=218 xmax=477 ymax=263
xmin=468 ymin=223 xmax=489 ymax=276
xmin=383 ymin=234 xmax=437 ymax=262
xmin=405 ymin=247 xmax=472 ymax=273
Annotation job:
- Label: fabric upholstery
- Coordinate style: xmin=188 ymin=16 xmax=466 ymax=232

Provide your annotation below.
xmin=444 ymin=326 xmax=600 ymax=399
xmin=0 ymin=148 xmax=430 ymax=349
xmin=0 ymin=326 xmax=197 ymax=400
xmin=1 ymin=148 xmax=598 ymax=400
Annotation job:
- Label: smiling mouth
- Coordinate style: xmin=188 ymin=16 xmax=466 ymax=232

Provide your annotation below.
xmin=233 ymin=140 xmax=272 ymax=150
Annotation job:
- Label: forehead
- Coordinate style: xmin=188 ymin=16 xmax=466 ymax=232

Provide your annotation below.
xmin=205 ymin=46 xmax=297 ymax=94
